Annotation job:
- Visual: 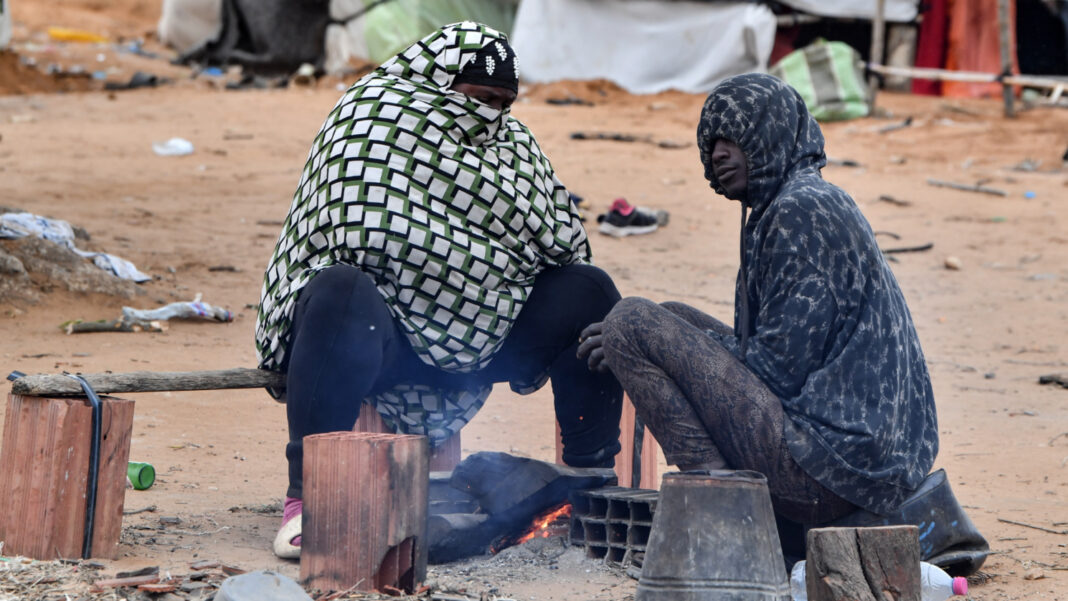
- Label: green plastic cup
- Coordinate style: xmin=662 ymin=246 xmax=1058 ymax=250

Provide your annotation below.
xmin=127 ymin=462 xmax=155 ymax=490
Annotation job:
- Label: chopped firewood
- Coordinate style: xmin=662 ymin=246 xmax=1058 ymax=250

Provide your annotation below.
xmin=138 ymin=582 xmax=178 ymax=593
xmin=91 ymin=573 xmax=160 ymax=591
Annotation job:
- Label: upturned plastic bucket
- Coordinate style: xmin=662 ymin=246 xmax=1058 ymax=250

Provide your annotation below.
xmin=636 ymin=470 xmax=790 ymax=601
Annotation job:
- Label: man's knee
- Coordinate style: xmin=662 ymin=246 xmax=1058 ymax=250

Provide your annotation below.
xmin=602 ymin=297 xmax=658 ymax=353
xmin=559 ymin=264 xmax=621 ymax=313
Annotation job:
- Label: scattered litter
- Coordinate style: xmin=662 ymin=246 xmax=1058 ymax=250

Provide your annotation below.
xmin=570 ymin=131 xmax=690 ymax=150
xmin=47 ymin=26 xmax=109 ymax=44
xmin=877 ymin=194 xmax=911 ymax=207
xmin=122 ymin=294 xmax=234 ymax=323
xmin=1039 ymin=373 xmax=1068 ymax=389
xmin=889 ymin=155 xmax=907 ymax=165
xmin=292 ymin=63 xmax=317 ymax=86
xmin=926 ymin=178 xmax=1007 ymax=197
xmin=105 ymin=71 xmax=165 ymax=91
xmin=152 ymin=137 xmax=195 ymax=157
xmin=546 ymin=96 xmax=592 ymax=107
xmin=1024 ymin=191 xmax=1036 ymax=199
xmin=215 ymin=570 xmax=312 ymax=601
xmin=827 ymin=157 xmax=862 ymax=167
xmin=878 ymin=116 xmax=913 ymax=134
xmin=1011 ymin=158 xmax=1042 ymax=172
xmin=0 ymin=212 xmax=151 ymax=281
xmin=944 ymin=256 xmax=963 ymax=270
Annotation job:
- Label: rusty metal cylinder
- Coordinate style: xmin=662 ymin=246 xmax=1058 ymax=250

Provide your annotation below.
xmin=636 ymin=470 xmax=790 ymax=601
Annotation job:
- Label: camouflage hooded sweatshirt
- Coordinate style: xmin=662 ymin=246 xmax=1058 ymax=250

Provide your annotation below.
xmin=698 ymin=74 xmax=938 ymax=515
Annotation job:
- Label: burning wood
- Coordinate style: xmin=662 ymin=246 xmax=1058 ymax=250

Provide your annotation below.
xmin=427 ymin=452 xmax=616 ymax=563
xmin=490 ymin=503 xmax=572 ymax=554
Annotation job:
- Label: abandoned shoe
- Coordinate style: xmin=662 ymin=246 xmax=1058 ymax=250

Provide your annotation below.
xmin=596 ymin=198 xmax=669 ymax=237
xmin=273 ymin=496 xmax=302 ymax=559
xmin=820 ymin=469 xmax=989 ymax=576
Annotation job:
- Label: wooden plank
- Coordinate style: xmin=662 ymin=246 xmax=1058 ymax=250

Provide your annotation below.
xmin=10 ymin=368 xmax=284 ymax=397
xmin=301 ymin=432 xmax=428 ymax=594
xmin=90 ymin=397 xmax=135 ymax=558
xmin=806 ymin=526 xmax=920 ymax=601
xmin=0 ymin=394 xmax=134 ymax=560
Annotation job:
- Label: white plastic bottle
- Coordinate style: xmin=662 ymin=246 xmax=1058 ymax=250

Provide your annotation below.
xmin=790 ymin=560 xmax=968 ymax=601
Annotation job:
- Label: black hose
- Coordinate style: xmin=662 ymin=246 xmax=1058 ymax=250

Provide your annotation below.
xmin=65 ymin=374 xmax=102 ymax=559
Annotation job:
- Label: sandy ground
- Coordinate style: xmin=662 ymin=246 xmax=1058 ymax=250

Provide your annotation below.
xmin=1 ymin=1 xmax=1067 ymax=600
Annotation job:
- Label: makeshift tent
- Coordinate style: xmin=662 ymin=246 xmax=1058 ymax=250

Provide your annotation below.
xmin=913 ymin=0 xmax=1020 ymax=98
xmin=776 ymin=0 xmax=918 ymax=22
xmin=511 ymin=0 xmax=777 ymax=95
xmin=1 ymin=0 xmax=10 ymax=50
xmin=163 ymin=0 xmax=518 ymax=75
xmin=159 ymin=0 xmax=222 ymax=55
xmin=324 ymin=0 xmax=517 ymax=73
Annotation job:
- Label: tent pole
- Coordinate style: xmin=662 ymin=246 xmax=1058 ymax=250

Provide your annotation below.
xmin=998 ymin=0 xmax=1015 ymax=117
xmin=868 ymin=0 xmax=886 ymax=112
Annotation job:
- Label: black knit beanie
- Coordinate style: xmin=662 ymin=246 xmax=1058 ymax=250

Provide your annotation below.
xmin=454 ymin=39 xmax=519 ymax=93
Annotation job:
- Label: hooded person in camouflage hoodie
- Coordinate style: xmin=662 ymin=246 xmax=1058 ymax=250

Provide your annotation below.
xmin=259 ymin=22 xmax=623 ymax=559
xmin=580 ymin=73 xmax=940 ymax=535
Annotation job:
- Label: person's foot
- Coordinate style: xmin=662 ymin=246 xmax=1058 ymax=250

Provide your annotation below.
xmin=596 ymin=198 xmax=669 ymax=237
xmin=273 ymin=496 xmax=302 ymax=559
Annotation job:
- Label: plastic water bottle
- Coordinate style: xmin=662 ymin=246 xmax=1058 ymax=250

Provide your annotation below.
xmin=790 ymin=560 xmax=968 ymax=601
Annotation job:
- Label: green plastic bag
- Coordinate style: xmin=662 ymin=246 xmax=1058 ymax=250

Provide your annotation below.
xmin=769 ymin=39 xmax=870 ymax=122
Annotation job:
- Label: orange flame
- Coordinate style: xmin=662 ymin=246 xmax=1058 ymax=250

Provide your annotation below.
xmin=516 ymin=503 xmax=572 ymax=545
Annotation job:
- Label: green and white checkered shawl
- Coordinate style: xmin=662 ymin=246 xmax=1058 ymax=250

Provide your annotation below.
xmin=255 ymin=22 xmax=589 ymax=441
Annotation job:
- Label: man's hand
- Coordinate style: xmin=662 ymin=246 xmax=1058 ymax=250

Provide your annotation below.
xmin=577 ymin=321 xmax=610 ymax=373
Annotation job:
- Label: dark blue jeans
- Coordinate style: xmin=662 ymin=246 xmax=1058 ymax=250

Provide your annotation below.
xmin=283 ymin=263 xmax=623 ymax=498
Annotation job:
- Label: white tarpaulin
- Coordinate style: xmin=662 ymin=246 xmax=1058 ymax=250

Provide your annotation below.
xmin=778 ymin=0 xmax=918 ymax=22
xmin=511 ymin=0 xmax=777 ymax=95
xmin=1 ymin=0 xmax=11 ymax=50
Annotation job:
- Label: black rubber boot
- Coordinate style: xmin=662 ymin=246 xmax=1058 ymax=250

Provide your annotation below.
xmin=811 ymin=469 xmax=989 ymax=576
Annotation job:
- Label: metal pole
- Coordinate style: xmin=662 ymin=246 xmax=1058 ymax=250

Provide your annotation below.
xmin=869 ymin=0 xmax=887 ymax=111
xmin=998 ymin=0 xmax=1015 ymax=117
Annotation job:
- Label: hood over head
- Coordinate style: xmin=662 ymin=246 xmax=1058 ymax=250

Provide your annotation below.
xmin=697 ymin=73 xmax=827 ymax=214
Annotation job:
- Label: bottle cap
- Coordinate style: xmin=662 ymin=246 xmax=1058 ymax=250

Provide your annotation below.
xmin=952 ymin=576 xmax=968 ymax=596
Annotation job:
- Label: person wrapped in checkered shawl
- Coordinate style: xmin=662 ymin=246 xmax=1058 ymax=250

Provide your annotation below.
xmin=258 ymin=22 xmax=623 ymax=558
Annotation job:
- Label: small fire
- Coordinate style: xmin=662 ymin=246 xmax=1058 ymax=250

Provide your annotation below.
xmin=515 ymin=503 xmax=572 ymax=545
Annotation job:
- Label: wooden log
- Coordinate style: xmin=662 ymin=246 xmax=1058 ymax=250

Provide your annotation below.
xmin=10 ymin=368 xmax=285 ymax=397
xmin=0 ymin=394 xmax=135 ymax=560
xmin=301 ymin=432 xmax=429 ymax=594
xmin=805 ymin=526 xmax=921 ymax=601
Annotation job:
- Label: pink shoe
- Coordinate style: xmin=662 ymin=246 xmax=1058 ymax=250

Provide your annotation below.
xmin=272 ymin=497 xmax=302 ymax=559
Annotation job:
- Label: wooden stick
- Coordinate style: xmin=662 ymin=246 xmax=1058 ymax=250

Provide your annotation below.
xmin=869 ymin=0 xmax=886 ymax=111
xmin=866 ymin=63 xmax=1067 ymax=90
xmin=9 ymin=368 xmax=285 ymax=397
xmin=926 ymin=178 xmax=1007 ymax=197
xmin=997 ymin=517 xmax=1068 ymax=535
xmin=997 ymin=0 xmax=1015 ymax=118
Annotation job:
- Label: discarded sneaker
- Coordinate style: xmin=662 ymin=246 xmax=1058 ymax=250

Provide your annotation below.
xmin=596 ymin=198 xmax=669 ymax=237
xmin=272 ymin=496 xmax=302 ymax=559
